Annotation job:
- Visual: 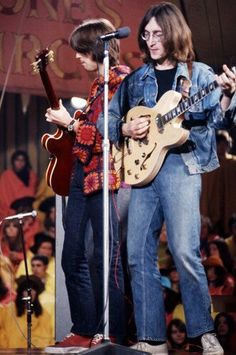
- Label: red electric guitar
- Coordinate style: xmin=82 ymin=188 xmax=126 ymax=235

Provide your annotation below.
xmin=32 ymin=49 xmax=75 ymax=196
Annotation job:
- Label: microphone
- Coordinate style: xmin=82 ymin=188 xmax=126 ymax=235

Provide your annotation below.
xmin=4 ymin=210 xmax=37 ymax=220
xmin=99 ymin=26 xmax=131 ymax=41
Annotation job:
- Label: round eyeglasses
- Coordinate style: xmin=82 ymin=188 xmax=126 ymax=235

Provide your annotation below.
xmin=141 ymin=31 xmax=163 ymax=42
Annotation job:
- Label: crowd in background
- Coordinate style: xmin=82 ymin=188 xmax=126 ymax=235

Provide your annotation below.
xmin=0 ymin=149 xmax=55 ymax=348
xmin=0 ymin=136 xmax=236 ymax=351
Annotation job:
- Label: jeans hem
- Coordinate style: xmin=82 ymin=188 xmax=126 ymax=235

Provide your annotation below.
xmin=138 ymin=337 xmax=166 ymax=342
xmin=187 ymin=327 xmax=214 ymax=338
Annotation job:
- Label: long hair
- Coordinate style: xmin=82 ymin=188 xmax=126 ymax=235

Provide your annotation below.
xmin=69 ymin=18 xmax=120 ymax=67
xmin=206 ymin=264 xmax=227 ymax=287
xmin=15 ymin=288 xmax=42 ymax=317
xmin=2 ymin=220 xmax=22 ymax=252
xmin=11 ymin=150 xmax=31 ymax=186
xmin=167 ymin=318 xmax=188 ymax=349
xmin=138 ymin=2 xmax=195 ymax=63
xmin=0 ymin=277 xmax=8 ymax=302
xmin=214 ymin=312 xmax=235 ymax=337
xmin=206 ymin=239 xmax=234 ymax=273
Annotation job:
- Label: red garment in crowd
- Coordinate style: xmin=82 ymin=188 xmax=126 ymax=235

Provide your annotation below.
xmin=0 ymin=169 xmax=38 ymax=219
xmin=208 ymin=275 xmax=235 ymax=295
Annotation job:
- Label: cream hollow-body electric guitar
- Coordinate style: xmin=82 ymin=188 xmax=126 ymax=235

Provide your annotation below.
xmin=113 ymin=80 xmax=219 ymax=186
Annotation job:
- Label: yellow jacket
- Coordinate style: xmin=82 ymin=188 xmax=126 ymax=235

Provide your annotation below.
xmin=0 ymin=303 xmax=54 ymax=348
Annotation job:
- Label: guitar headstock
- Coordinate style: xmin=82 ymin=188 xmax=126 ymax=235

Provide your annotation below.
xmin=31 ymin=48 xmax=59 ymax=109
xmin=32 ymin=48 xmax=54 ymax=74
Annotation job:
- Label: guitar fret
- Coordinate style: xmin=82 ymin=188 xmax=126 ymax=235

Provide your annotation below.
xmin=167 ymin=112 xmax=172 ymax=120
xmin=194 ymin=93 xmax=199 ymax=102
xmin=172 ymin=108 xmax=177 ymax=117
xmin=176 ymin=106 xmax=181 ymax=115
xmin=205 ymin=87 xmax=210 ymax=95
xmin=157 ymin=115 xmax=164 ymax=128
xmin=179 ymin=101 xmax=185 ymax=112
xmin=158 ymin=80 xmax=218 ymax=129
xmin=189 ymin=96 xmax=194 ymax=105
xmin=201 ymin=89 xmax=206 ymax=97
xmin=183 ymin=99 xmax=189 ymax=110
xmin=209 ymin=83 xmax=215 ymax=91
xmin=163 ymin=115 xmax=168 ymax=124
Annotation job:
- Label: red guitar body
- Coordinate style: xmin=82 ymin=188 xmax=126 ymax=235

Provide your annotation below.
xmin=33 ymin=49 xmax=75 ymax=196
xmin=41 ymin=128 xmax=75 ymax=196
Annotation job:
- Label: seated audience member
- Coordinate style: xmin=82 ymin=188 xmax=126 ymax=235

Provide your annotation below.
xmin=10 ymin=196 xmax=41 ymax=249
xmin=34 ymin=176 xmax=55 ymax=213
xmin=31 ymin=255 xmax=55 ymax=294
xmin=31 ymin=255 xmax=55 ymax=333
xmin=0 ymin=275 xmax=15 ymax=346
xmin=0 ymin=275 xmax=53 ymax=348
xmin=200 ymin=215 xmax=219 ymax=259
xmin=1 ymin=219 xmax=24 ymax=272
xmin=203 ymin=256 xmax=235 ymax=295
xmin=0 ymin=150 xmax=38 ymax=219
xmin=214 ymin=312 xmax=236 ymax=352
xmin=0 ymin=275 xmax=15 ymax=306
xmin=16 ymin=232 xmax=55 ymax=278
xmin=161 ymin=276 xmax=181 ymax=325
xmin=167 ymin=318 xmax=189 ymax=351
xmin=201 ymin=130 xmax=236 ymax=236
xmin=38 ymin=196 xmax=56 ymax=238
xmin=0 ymin=254 xmax=15 ymax=292
xmin=158 ymin=223 xmax=173 ymax=271
xmin=206 ymin=238 xmax=235 ymax=274
xmin=225 ymin=213 xmax=236 ymax=263
xmin=167 ymin=266 xmax=180 ymax=294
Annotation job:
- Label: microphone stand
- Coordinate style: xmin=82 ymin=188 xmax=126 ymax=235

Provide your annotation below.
xmin=102 ymin=39 xmax=110 ymax=342
xmin=18 ymin=217 xmax=33 ymax=350
xmin=81 ymin=40 xmax=149 ymax=355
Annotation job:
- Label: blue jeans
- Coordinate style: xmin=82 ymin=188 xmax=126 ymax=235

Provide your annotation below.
xmin=62 ymin=161 xmax=125 ymax=338
xmin=127 ymin=153 xmax=213 ymax=341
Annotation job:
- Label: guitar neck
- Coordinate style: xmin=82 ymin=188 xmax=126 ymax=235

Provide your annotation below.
xmin=158 ymin=80 xmax=219 ymax=126
xmin=39 ymin=70 xmax=59 ymax=110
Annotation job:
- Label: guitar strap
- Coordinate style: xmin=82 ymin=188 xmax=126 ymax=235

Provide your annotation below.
xmin=81 ymin=81 xmax=119 ymax=116
xmin=179 ymin=61 xmax=193 ymax=99
xmin=81 ymin=86 xmax=105 ymax=116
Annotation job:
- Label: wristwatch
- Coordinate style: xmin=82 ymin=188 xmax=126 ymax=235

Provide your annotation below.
xmin=67 ymin=119 xmax=76 ymax=132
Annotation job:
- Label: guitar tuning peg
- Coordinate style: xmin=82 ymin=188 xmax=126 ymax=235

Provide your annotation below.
xmin=31 ymin=62 xmax=39 ymax=74
xmin=48 ymin=50 xmax=55 ymax=63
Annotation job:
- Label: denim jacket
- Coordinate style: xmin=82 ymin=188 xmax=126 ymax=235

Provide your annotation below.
xmin=97 ymin=62 xmax=236 ymax=174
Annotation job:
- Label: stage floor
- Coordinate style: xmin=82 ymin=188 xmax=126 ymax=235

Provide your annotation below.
xmin=0 ymin=350 xmax=44 ymax=354
xmin=0 ymin=348 xmax=234 ymax=355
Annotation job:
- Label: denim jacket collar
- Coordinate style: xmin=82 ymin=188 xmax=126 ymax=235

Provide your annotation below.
xmin=140 ymin=62 xmax=191 ymax=90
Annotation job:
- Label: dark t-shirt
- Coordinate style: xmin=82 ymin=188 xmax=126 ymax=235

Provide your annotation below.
xmin=155 ymin=67 xmax=177 ymax=101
